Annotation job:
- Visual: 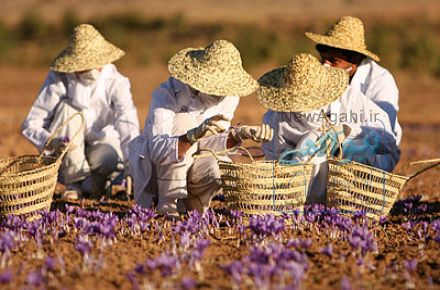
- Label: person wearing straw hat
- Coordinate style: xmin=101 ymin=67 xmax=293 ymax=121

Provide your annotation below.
xmin=128 ymin=39 xmax=273 ymax=215
xmin=305 ymin=16 xmax=402 ymax=167
xmin=258 ymin=53 xmax=398 ymax=204
xmin=21 ymin=24 xmax=140 ymax=200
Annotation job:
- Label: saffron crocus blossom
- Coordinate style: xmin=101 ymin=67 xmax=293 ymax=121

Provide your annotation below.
xmin=248 ymin=214 xmax=285 ymax=241
xmin=341 ymin=276 xmax=352 ymax=290
xmin=44 ymin=256 xmax=57 ymax=272
xmin=126 ymin=271 xmax=140 ymax=290
xmin=0 ymin=231 xmax=14 ymax=268
xmin=223 ymin=261 xmax=243 ymax=285
xmin=223 ymin=243 xmax=308 ymax=289
xmin=75 ymin=235 xmax=92 ymax=268
xmin=191 ymin=238 xmax=210 ymax=262
xmin=26 ymin=270 xmax=44 ymax=287
xmin=348 ymin=226 xmax=377 ymax=257
xmin=379 ymin=216 xmax=388 ymax=225
xmin=403 ymin=258 xmax=418 ymax=289
xmin=146 ymin=253 xmax=178 ymax=277
xmin=286 ymin=239 xmax=312 ymax=252
xmin=0 ymin=270 xmax=12 ymax=284
xmin=404 ymin=259 xmax=418 ymax=273
xmin=320 ymin=244 xmax=333 ymax=257
xmin=181 ymin=277 xmax=196 ymax=290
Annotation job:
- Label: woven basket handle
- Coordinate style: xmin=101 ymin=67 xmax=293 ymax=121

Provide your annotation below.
xmin=40 ymin=112 xmax=85 ymax=160
xmin=405 ymin=158 xmax=440 ymax=179
xmin=193 ymin=146 xmax=255 ymax=162
xmin=194 ymin=148 xmax=221 ymax=160
xmin=234 ymin=146 xmax=254 ymax=162
xmin=314 ymin=111 xmax=346 ymax=160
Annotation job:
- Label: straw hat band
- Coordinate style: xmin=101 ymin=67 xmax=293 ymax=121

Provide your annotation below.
xmin=305 ymin=16 xmax=380 ymax=62
xmin=168 ymin=40 xmax=258 ymax=97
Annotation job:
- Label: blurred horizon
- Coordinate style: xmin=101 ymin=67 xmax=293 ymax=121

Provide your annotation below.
xmin=1 ymin=0 xmax=440 ymax=158
xmin=2 ymin=0 xmax=440 ymax=25
xmin=0 ymin=0 xmax=439 ymax=80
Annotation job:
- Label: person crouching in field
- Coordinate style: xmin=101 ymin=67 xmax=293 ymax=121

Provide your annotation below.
xmin=129 ymin=40 xmax=273 ymax=216
xmin=21 ymin=24 xmax=140 ymax=200
xmin=305 ymin=16 xmax=402 ymax=169
xmin=258 ymin=53 xmax=398 ymax=204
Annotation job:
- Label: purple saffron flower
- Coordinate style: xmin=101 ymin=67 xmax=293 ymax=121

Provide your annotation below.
xmin=75 ymin=235 xmax=91 ymax=257
xmin=431 ymin=220 xmax=440 ymax=233
xmin=404 ymin=259 xmax=418 ymax=273
xmin=134 ymin=264 xmax=145 ymax=274
xmin=229 ymin=210 xmax=243 ymax=220
xmin=181 ymin=277 xmax=196 ymax=290
xmin=286 ymin=239 xmax=300 ymax=249
xmin=126 ymin=271 xmax=140 ymax=290
xmin=401 ymin=221 xmax=414 ymax=232
xmin=248 ymin=214 xmax=285 ymax=240
xmin=301 ymin=239 xmax=312 ymax=250
xmin=223 ymin=261 xmax=243 ymax=284
xmin=195 ymin=238 xmax=210 ymax=252
xmin=44 ymin=256 xmax=57 ymax=272
xmin=0 ymin=232 xmax=14 ymax=253
xmin=353 ymin=210 xmax=367 ymax=221
xmin=65 ymin=205 xmax=76 ymax=215
xmin=321 ymin=244 xmax=333 ymax=257
xmin=0 ymin=270 xmax=12 ymax=284
xmin=348 ymin=236 xmax=361 ymax=250
xmin=284 ymin=261 xmax=305 ymax=282
xmin=341 ymin=276 xmax=352 ymax=290
xmin=146 ymin=254 xmax=177 ymax=277
xmin=27 ymin=271 xmax=44 ymax=287
xmin=417 ymin=204 xmax=428 ymax=213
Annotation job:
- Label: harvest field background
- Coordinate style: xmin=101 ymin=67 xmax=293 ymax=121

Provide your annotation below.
xmin=0 ymin=0 xmax=439 ymax=289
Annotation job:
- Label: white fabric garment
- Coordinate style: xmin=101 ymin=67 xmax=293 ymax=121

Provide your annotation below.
xmin=263 ymin=86 xmax=396 ymax=161
xmin=46 ymin=101 xmax=120 ymax=189
xmin=48 ymin=100 xmax=90 ymax=184
xmin=262 ymin=86 xmax=399 ymax=203
xmin=128 ymin=77 xmax=239 ymax=207
xmin=21 ymin=64 xmax=140 ymax=161
xmin=350 ymin=59 xmax=402 ymax=145
xmin=77 ymin=69 xmax=101 ymax=86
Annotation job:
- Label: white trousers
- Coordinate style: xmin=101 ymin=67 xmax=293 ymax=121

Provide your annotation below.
xmin=155 ymin=111 xmax=226 ymax=212
xmin=49 ymin=101 xmax=122 ymax=194
xmin=133 ymin=113 xmax=227 ymax=212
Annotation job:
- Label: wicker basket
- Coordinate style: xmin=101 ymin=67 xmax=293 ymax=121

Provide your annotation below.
xmin=0 ymin=155 xmax=61 ymax=216
xmin=327 ymin=158 xmax=440 ymax=219
xmin=211 ymin=147 xmax=314 ymax=216
xmin=0 ymin=113 xmax=84 ymax=218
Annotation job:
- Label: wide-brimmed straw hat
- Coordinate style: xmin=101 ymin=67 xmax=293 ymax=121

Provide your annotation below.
xmin=305 ymin=16 xmax=380 ymax=62
xmin=257 ymin=53 xmax=349 ymax=112
xmin=168 ymin=39 xmax=259 ymax=97
xmin=50 ymin=24 xmax=125 ymax=73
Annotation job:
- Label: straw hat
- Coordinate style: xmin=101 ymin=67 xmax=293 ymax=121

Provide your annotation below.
xmin=168 ymin=40 xmax=259 ymax=97
xmin=305 ymin=16 xmax=380 ymax=62
xmin=50 ymin=24 xmax=125 ymax=73
xmin=257 ymin=53 xmax=349 ymax=112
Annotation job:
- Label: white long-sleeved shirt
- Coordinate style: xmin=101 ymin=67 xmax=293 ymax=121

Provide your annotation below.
xmin=350 ymin=59 xmax=402 ymax=145
xmin=21 ymin=64 xmax=140 ymax=161
xmin=262 ymin=86 xmax=396 ymax=162
xmin=128 ymin=77 xmax=239 ymax=201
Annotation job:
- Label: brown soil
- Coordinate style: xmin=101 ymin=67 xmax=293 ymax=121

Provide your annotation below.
xmin=1 ymin=1 xmax=440 ymax=285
